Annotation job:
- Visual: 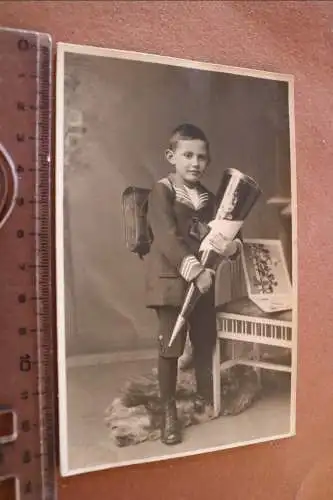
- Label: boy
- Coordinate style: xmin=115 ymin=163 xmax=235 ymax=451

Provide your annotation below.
xmin=145 ymin=123 xmax=237 ymax=445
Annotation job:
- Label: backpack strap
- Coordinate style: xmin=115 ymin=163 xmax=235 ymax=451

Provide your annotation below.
xmin=158 ymin=175 xmax=176 ymax=201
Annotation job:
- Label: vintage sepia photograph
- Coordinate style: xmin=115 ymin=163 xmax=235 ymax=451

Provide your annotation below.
xmin=56 ymin=42 xmax=297 ymax=476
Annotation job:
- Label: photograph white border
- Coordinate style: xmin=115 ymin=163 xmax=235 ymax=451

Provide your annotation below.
xmin=55 ymin=41 xmax=298 ymax=477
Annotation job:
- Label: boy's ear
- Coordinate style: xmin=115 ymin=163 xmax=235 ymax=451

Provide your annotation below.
xmin=165 ymin=148 xmax=176 ymax=165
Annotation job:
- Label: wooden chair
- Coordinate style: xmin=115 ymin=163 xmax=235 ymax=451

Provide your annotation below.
xmin=213 ymin=253 xmax=293 ymax=417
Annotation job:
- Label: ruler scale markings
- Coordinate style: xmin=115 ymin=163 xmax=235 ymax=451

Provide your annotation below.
xmin=0 ymin=29 xmax=55 ymax=500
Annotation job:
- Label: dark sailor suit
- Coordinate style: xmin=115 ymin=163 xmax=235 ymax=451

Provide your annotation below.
xmin=145 ymin=173 xmax=216 ymax=308
xmin=145 ymin=173 xmax=217 ymax=401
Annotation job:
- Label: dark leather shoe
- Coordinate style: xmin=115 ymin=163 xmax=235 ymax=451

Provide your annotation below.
xmin=160 ymin=401 xmax=182 ymax=445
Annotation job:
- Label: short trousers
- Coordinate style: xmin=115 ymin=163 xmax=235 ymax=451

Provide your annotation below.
xmin=155 ymin=288 xmax=217 ymax=359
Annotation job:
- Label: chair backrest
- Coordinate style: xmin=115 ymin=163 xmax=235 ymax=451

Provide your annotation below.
xmin=215 ymin=253 xmax=247 ymax=308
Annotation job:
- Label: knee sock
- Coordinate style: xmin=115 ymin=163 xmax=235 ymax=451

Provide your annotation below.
xmin=193 ymin=350 xmax=213 ymax=403
xmin=158 ymin=356 xmax=178 ymax=404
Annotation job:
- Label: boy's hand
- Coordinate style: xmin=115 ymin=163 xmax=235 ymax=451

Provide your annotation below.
xmin=195 ymin=268 xmax=215 ymax=294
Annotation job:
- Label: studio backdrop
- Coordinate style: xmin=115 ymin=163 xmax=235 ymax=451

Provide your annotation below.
xmin=60 ymin=48 xmax=292 ymax=359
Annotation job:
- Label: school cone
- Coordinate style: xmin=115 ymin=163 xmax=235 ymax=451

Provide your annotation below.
xmin=168 ymin=168 xmax=261 ymax=348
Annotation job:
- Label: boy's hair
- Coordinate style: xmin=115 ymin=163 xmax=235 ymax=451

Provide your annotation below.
xmin=168 ymin=123 xmax=209 ymax=152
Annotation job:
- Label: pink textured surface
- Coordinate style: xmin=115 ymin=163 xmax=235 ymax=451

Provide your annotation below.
xmin=1 ymin=1 xmax=333 ymax=499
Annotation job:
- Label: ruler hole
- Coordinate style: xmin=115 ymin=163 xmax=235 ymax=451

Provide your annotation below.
xmin=0 ymin=476 xmax=19 ymax=500
xmin=0 ymin=408 xmax=17 ymax=443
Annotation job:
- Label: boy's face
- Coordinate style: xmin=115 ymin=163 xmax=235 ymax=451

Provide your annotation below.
xmin=166 ymin=139 xmax=210 ymax=186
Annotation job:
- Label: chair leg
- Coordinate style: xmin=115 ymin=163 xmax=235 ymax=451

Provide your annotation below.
xmin=212 ymin=338 xmax=221 ymax=417
xmin=253 ymin=343 xmax=262 ymax=387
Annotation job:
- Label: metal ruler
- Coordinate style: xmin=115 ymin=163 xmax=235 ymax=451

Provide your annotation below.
xmin=0 ymin=28 xmax=56 ymax=500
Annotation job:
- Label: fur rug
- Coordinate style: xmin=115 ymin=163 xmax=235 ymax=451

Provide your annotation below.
xmin=105 ymin=365 xmax=263 ymax=447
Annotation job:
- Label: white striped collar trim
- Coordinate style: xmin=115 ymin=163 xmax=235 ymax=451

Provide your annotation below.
xmin=158 ymin=176 xmax=210 ymax=210
xmin=174 ymin=187 xmax=209 ymax=210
